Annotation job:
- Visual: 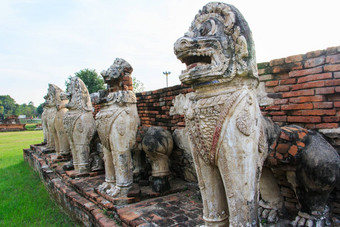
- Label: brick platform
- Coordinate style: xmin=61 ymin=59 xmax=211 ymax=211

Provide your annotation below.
xmin=23 ymin=144 xmax=204 ymax=227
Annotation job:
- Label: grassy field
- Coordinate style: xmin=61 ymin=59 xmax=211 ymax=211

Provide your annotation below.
xmin=24 ymin=123 xmax=42 ymax=131
xmin=0 ymin=131 xmax=77 ymax=226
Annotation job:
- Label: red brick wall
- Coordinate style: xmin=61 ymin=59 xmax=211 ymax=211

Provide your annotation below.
xmin=259 ymin=46 xmax=340 ymax=130
xmin=93 ymin=46 xmax=339 ymax=132
xmin=135 ymin=84 xmax=193 ymax=132
xmin=0 ymin=124 xmax=26 ymax=132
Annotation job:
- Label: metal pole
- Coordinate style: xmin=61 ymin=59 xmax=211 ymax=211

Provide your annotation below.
xmin=163 ymin=71 xmax=171 ymax=87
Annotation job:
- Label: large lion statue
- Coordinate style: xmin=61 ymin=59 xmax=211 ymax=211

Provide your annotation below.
xmin=63 ymin=77 xmax=96 ymax=174
xmin=174 ymin=2 xmax=339 ymax=226
xmin=95 ymin=58 xmax=139 ymax=198
xmin=43 ymin=84 xmax=70 ymax=156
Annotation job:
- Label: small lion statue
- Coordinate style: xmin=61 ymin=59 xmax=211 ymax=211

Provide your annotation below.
xmin=42 ymin=84 xmax=70 ymax=156
xmin=95 ymin=58 xmax=139 ymax=198
xmin=174 ymin=2 xmax=340 ymax=226
xmin=42 ymin=92 xmax=56 ymax=151
xmin=63 ymin=77 xmax=96 ymax=174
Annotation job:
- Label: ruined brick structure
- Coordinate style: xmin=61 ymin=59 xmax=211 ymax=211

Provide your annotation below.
xmin=0 ymin=115 xmax=26 ymax=132
xmin=92 ymin=45 xmax=340 ymax=221
xmin=92 ymin=46 xmax=340 ymax=142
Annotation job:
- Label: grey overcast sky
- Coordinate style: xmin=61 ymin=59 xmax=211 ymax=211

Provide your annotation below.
xmin=0 ymin=0 xmax=339 ymax=106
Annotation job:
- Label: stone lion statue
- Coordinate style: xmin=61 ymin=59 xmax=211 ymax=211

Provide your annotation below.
xmin=63 ymin=77 xmax=96 ymax=174
xmin=43 ymin=84 xmax=70 ymax=156
xmin=173 ymin=2 xmax=340 ymax=226
xmin=174 ymin=3 xmax=265 ymax=226
xmin=41 ymin=103 xmax=48 ymax=144
xmin=95 ymin=58 xmax=139 ymax=198
xmin=142 ymin=126 xmax=173 ymax=193
xmin=42 ymin=94 xmax=54 ymax=150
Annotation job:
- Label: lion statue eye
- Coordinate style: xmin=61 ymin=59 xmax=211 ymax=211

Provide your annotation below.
xmin=198 ymin=19 xmax=217 ymax=36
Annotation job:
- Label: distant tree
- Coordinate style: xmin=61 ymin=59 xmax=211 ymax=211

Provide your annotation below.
xmin=132 ymin=77 xmax=145 ymax=93
xmin=0 ymin=100 xmax=4 ymax=120
xmin=0 ymin=95 xmax=17 ymax=117
xmin=0 ymin=96 xmax=38 ymax=119
xmin=65 ymin=68 xmax=105 ymax=94
xmin=36 ymin=103 xmax=44 ymax=117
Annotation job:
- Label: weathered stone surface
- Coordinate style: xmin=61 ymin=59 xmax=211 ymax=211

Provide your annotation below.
xmin=42 ymin=85 xmax=57 ymax=151
xmin=43 ymin=84 xmax=70 ymax=156
xmin=319 ymin=127 xmax=340 ymax=152
xmin=266 ymin=125 xmax=340 ymax=218
xmin=142 ymin=126 xmax=173 ymax=192
xmin=96 ymin=58 xmax=139 ymax=198
xmin=41 ymin=105 xmax=48 ymax=143
xmin=259 ymin=167 xmax=283 ymax=210
xmin=54 ymin=86 xmax=71 ymax=156
xmin=296 ymin=132 xmax=339 ymax=213
xmin=63 ymin=77 xmax=96 ymax=174
xmin=174 ymin=2 xmax=266 ymax=226
xmin=172 ymin=128 xmax=197 ymax=182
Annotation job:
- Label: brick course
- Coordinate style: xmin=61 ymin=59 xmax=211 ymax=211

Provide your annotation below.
xmin=259 ymin=45 xmax=340 ymax=129
xmin=92 ymin=45 xmax=340 ymax=132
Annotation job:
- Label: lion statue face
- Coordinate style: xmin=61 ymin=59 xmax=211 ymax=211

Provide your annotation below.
xmin=44 ymin=84 xmax=63 ymax=108
xmin=174 ymin=2 xmax=258 ymax=88
xmin=65 ymin=77 xmax=92 ymax=112
xmin=100 ymin=58 xmax=133 ymax=87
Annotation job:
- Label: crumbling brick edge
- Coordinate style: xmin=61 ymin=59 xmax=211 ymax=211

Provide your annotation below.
xmin=23 ymin=144 xmax=120 ymax=227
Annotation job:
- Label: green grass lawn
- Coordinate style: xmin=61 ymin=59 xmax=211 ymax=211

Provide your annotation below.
xmin=0 ymin=131 xmax=77 ymax=226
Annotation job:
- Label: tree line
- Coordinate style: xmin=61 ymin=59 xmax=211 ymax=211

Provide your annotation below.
xmin=1 ymin=69 xmax=144 ymax=121
xmin=0 ymin=95 xmax=39 ymax=120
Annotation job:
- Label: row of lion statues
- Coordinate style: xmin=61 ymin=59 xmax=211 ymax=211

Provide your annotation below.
xmin=42 ymin=58 xmax=174 ymax=199
xmin=41 ymin=2 xmax=339 ymax=226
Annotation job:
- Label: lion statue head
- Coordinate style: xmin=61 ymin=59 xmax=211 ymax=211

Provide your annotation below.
xmin=101 ymin=58 xmax=133 ymax=88
xmin=64 ymin=77 xmax=93 ymax=112
xmin=44 ymin=84 xmax=64 ymax=109
xmin=174 ymin=2 xmax=258 ymax=89
xmin=96 ymin=58 xmax=136 ymax=104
